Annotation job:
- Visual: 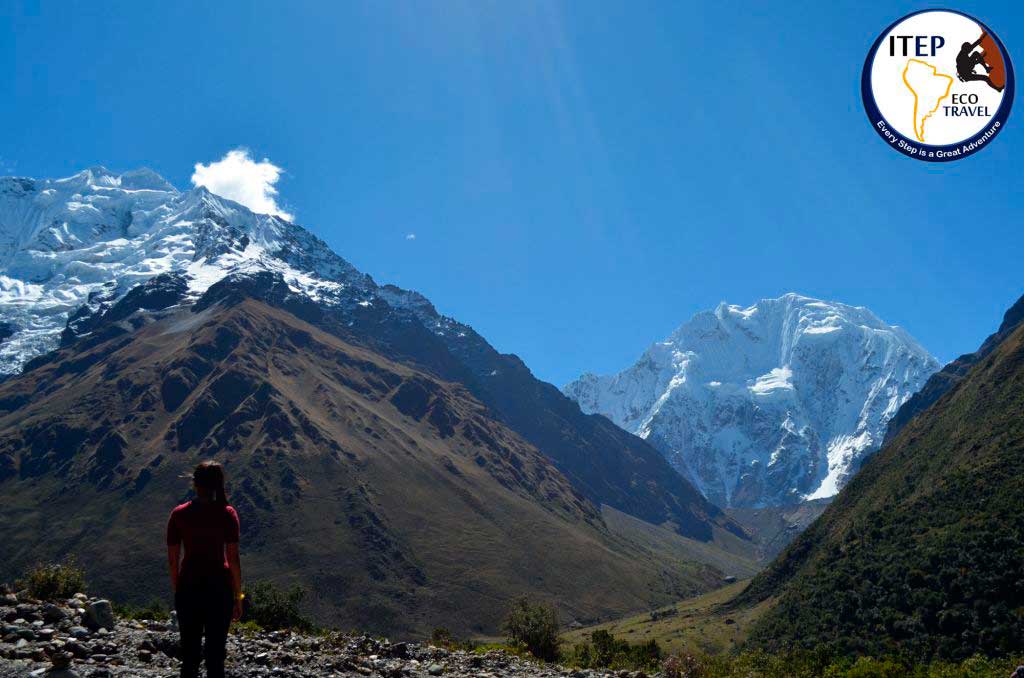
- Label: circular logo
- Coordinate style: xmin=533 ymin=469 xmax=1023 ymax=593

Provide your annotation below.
xmin=862 ymin=10 xmax=1014 ymax=161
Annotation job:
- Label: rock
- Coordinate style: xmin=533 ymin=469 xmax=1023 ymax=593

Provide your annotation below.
xmin=83 ymin=600 xmax=115 ymax=631
xmin=138 ymin=649 xmax=152 ymax=662
xmin=50 ymin=650 xmax=73 ymax=669
xmin=69 ymin=626 xmax=90 ymax=639
xmin=1 ymin=593 xmax=17 ymax=606
xmin=428 ymin=662 xmax=445 ymax=675
xmin=36 ymin=627 xmax=56 ymax=640
xmin=41 ymin=603 xmax=67 ymax=622
xmin=65 ymin=641 xmax=89 ymax=659
xmin=45 ymin=672 xmax=81 ymax=678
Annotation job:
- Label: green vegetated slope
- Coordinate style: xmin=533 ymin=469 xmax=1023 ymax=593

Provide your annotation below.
xmin=737 ymin=316 xmax=1024 ymax=660
xmin=0 ymin=298 xmax=751 ymax=638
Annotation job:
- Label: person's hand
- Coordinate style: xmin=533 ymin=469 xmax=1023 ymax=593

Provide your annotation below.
xmin=232 ymin=598 xmax=243 ymax=622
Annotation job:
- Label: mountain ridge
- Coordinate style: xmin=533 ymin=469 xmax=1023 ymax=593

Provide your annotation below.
xmin=883 ymin=292 xmax=1024 ymax=443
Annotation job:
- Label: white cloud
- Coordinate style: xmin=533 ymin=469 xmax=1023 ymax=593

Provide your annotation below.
xmin=191 ymin=149 xmax=294 ymax=221
xmin=405 ymin=233 xmax=417 ymax=240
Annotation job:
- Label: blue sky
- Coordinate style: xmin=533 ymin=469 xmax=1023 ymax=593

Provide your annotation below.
xmin=2 ymin=1 xmax=1022 ymax=385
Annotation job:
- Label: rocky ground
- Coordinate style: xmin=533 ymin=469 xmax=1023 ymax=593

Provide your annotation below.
xmin=0 ymin=591 xmax=638 ymax=678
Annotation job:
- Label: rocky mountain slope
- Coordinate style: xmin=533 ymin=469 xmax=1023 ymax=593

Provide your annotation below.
xmin=736 ymin=293 xmax=1024 ymax=660
xmin=0 ymin=294 xmax=754 ymax=636
xmin=0 ymin=167 xmax=755 ymax=635
xmin=564 ymin=295 xmax=939 ymax=508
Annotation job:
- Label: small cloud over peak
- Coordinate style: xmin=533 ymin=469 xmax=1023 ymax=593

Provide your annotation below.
xmin=405 ymin=233 xmax=417 ymax=240
xmin=191 ymin=149 xmax=293 ymax=221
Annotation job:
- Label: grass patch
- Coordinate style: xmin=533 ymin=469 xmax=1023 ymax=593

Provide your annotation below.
xmin=561 ymin=581 xmax=767 ymax=656
xmin=114 ymin=597 xmax=170 ymax=621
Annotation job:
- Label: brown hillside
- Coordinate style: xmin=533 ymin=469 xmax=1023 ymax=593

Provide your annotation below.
xmin=0 ymin=299 xmax=748 ymax=637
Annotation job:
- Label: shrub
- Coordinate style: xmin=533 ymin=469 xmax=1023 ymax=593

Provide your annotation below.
xmin=241 ymin=581 xmax=314 ymax=631
xmin=662 ymin=652 xmax=710 ymax=678
xmin=17 ymin=559 xmax=87 ymax=601
xmin=431 ymin=627 xmax=454 ymax=648
xmin=839 ymin=656 xmax=908 ymax=678
xmin=232 ymin=620 xmax=263 ymax=637
xmin=571 ymin=630 xmax=662 ymax=671
xmin=502 ymin=597 xmax=559 ymax=662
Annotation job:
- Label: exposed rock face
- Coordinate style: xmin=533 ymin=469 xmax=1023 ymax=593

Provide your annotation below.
xmin=565 ymin=294 xmax=939 ymax=508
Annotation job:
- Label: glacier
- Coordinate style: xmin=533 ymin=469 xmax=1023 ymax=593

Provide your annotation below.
xmin=563 ymin=294 xmax=941 ymax=508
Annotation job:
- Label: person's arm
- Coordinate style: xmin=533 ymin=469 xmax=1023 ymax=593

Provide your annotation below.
xmin=167 ymin=544 xmax=181 ymax=592
xmin=227 ymin=542 xmax=242 ymax=621
xmin=225 ymin=506 xmax=243 ymax=621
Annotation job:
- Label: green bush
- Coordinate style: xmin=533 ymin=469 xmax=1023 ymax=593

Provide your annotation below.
xmin=502 ymin=597 xmax=559 ymax=662
xmin=431 ymin=627 xmax=454 ymax=648
xmin=569 ymin=630 xmax=662 ymax=671
xmin=241 ymin=581 xmax=314 ymax=632
xmin=17 ymin=559 xmax=87 ymax=601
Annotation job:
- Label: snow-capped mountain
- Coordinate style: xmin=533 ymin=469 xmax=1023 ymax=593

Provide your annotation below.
xmin=563 ymin=295 xmax=940 ymax=508
xmin=0 ymin=166 xmax=374 ymax=376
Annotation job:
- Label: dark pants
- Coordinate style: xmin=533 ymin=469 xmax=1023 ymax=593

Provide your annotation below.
xmin=175 ymin=574 xmax=234 ymax=678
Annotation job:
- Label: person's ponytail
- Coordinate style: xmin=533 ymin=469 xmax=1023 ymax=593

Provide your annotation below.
xmin=215 ymin=468 xmax=228 ymax=507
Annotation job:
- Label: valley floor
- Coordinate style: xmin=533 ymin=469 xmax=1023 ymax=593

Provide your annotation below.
xmin=0 ymin=593 xmax=609 ymax=678
xmin=560 ymin=581 xmax=769 ymax=656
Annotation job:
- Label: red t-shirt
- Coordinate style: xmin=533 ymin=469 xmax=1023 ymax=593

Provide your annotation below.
xmin=167 ymin=500 xmax=240 ymax=583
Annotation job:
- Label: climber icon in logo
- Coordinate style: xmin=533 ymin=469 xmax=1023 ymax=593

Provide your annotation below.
xmin=862 ymin=10 xmax=1014 ymax=161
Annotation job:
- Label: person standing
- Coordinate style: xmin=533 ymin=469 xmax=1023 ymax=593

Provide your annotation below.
xmin=167 ymin=461 xmax=243 ymax=678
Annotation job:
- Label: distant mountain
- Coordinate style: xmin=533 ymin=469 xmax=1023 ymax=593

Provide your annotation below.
xmin=564 ymin=295 xmax=939 ymax=508
xmin=737 ymin=293 xmax=1024 ymax=660
xmin=0 ymin=167 xmax=754 ymax=633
